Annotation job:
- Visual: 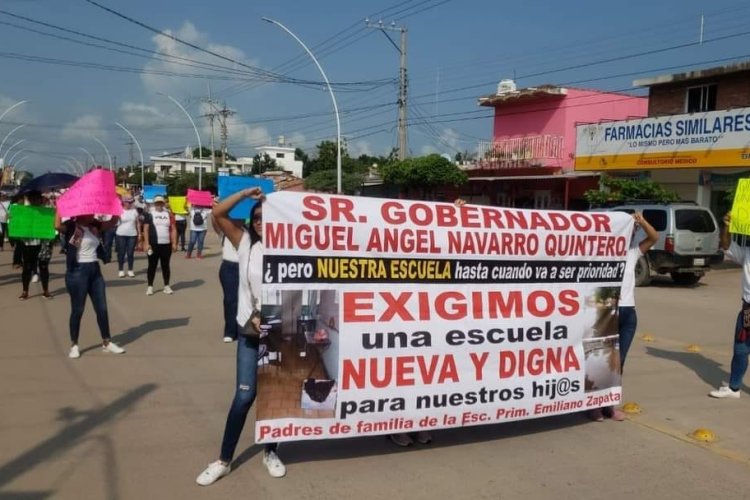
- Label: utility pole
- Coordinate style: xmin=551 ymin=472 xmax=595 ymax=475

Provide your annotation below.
xmin=126 ymin=139 xmax=135 ymax=173
xmin=366 ymin=19 xmax=408 ymax=160
xmin=217 ymin=104 xmax=236 ymax=171
xmin=201 ymin=83 xmax=218 ymax=173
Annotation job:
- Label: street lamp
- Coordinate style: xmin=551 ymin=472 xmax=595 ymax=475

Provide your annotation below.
xmin=4 ymin=139 xmax=26 ymax=162
xmin=0 ymin=100 xmax=28 ymax=123
xmin=79 ymin=146 xmax=96 ymax=169
xmin=160 ymin=93 xmax=203 ymax=189
xmin=92 ymin=136 xmax=113 ymax=171
xmin=64 ymin=156 xmax=85 ymax=175
xmin=64 ymin=159 xmax=81 ymax=175
xmin=8 ymin=147 xmax=26 ymax=166
xmin=115 ymin=122 xmax=146 ymax=190
xmin=262 ymin=17 xmax=341 ymax=194
xmin=0 ymin=124 xmax=26 ymax=158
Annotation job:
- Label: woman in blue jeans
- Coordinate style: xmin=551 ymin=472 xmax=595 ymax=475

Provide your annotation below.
xmin=55 ymin=212 xmax=126 ymax=359
xmin=115 ymin=197 xmax=139 ymax=278
xmin=212 ymin=215 xmax=241 ymax=343
xmin=196 ymin=187 xmax=285 ymax=486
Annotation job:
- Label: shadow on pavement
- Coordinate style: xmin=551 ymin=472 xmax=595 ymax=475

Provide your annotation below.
xmin=250 ymin=412 xmax=591 ymax=467
xmin=0 ymin=384 xmax=157 ymax=493
xmin=645 ymin=346 xmax=748 ymax=395
xmin=0 ymin=492 xmax=53 ymax=499
xmin=103 ymin=317 xmax=191 ymax=350
xmin=169 ymin=279 xmax=205 ymax=291
xmin=103 ymin=279 xmax=147 ymax=288
xmin=645 ymin=276 xmax=707 ymax=289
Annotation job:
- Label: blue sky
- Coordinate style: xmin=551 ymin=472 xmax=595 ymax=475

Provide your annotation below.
xmin=2 ymin=0 xmax=750 ymax=174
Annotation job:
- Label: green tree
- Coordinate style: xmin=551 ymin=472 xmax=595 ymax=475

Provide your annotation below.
xmin=584 ymin=175 xmax=680 ymax=207
xmin=295 ymin=147 xmax=309 ymax=167
xmin=126 ymin=167 xmax=157 ymax=186
xmin=252 ymin=153 xmax=278 ymax=175
xmin=165 ymin=172 xmax=218 ymax=195
xmin=304 ymin=169 xmax=364 ymax=194
xmin=301 ymin=140 xmax=368 ymax=192
xmin=380 ymin=154 xmax=468 ymax=200
xmin=192 ymin=147 xmax=236 ymax=162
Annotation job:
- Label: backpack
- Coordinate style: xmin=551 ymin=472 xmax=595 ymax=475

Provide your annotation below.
xmin=192 ymin=210 xmax=204 ymax=226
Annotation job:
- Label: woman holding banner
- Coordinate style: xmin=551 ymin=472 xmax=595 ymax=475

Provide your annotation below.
xmin=55 ymin=211 xmax=126 ymax=359
xmin=196 ymin=187 xmax=285 ymax=486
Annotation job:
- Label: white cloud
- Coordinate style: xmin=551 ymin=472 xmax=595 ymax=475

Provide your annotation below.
xmin=349 ymin=140 xmax=373 ymax=157
xmin=285 ymin=132 xmax=307 ymax=149
xmin=60 ymin=114 xmax=108 ymax=142
xmin=141 ymin=21 xmax=257 ymax=97
xmin=120 ymin=102 xmax=182 ymax=129
xmin=420 ymin=144 xmax=439 ymax=155
xmin=439 ymin=128 xmax=461 ymax=151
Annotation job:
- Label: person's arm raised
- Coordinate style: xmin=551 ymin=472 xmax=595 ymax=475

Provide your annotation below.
xmin=634 ymin=212 xmax=659 ymax=254
xmin=212 ymin=188 xmax=264 ymax=249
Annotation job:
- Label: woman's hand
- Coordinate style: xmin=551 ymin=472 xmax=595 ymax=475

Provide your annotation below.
xmin=242 ymin=187 xmax=265 ymax=201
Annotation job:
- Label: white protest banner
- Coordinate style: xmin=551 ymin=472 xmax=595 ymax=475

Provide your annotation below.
xmin=255 ymin=192 xmax=633 ymax=443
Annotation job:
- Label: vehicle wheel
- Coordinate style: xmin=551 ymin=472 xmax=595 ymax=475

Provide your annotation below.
xmin=670 ymin=272 xmax=701 ymax=286
xmin=634 ymin=256 xmax=651 ymax=287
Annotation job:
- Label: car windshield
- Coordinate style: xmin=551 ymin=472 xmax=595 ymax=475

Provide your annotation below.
xmin=675 ymin=209 xmax=716 ymax=232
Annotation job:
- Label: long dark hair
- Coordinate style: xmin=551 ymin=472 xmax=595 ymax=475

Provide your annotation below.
xmin=249 ymin=200 xmax=262 ymax=246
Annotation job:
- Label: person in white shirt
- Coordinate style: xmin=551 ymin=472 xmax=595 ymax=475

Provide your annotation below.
xmin=710 ymin=213 xmax=750 ymax=399
xmin=196 ymin=188 xmax=285 ymax=486
xmin=0 ymin=192 xmax=9 ymax=250
xmin=186 ymin=205 xmax=210 ymax=259
xmin=589 ymin=212 xmax=658 ymax=421
xmin=54 ymin=211 xmax=125 ymax=359
xmin=212 ymin=214 xmax=241 ymax=343
xmin=174 ymin=212 xmax=187 ymax=251
xmin=142 ymin=196 xmax=177 ymax=295
xmin=18 ymin=191 xmax=52 ymax=300
xmin=115 ymin=197 xmax=140 ymax=278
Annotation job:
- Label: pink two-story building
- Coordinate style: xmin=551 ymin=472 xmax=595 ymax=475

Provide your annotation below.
xmin=470 ymin=83 xmax=648 ymax=209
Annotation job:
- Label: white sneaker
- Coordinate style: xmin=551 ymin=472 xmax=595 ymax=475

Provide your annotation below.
xmin=196 ymin=460 xmax=230 ymax=486
xmin=146 ymin=286 xmax=154 ymax=296
xmin=127 ymin=270 xmax=135 ymax=278
xmin=118 ymin=270 xmax=125 ymax=278
xmin=103 ymin=342 xmax=125 ymax=354
xmin=223 ymin=336 xmax=234 ymax=343
xmin=68 ymin=345 xmax=80 ymax=359
xmin=709 ymin=384 xmax=740 ymax=399
xmin=263 ymin=450 xmax=286 ymax=478
xmin=31 ymin=274 xmax=39 ymax=283
xmin=163 ymin=285 xmax=174 ymax=295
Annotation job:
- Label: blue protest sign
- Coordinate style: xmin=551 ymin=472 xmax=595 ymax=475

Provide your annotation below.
xmin=142 ymin=184 xmax=167 ymax=202
xmin=218 ymin=176 xmax=275 ymax=220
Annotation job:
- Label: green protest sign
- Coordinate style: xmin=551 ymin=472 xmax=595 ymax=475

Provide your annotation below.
xmin=8 ymin=204 xmax=57 ymax=240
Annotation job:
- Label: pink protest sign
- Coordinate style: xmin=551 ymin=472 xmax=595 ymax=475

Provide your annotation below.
xmin=187 ymin=189 xmax=213 ymax=207
xmin=57 ymin=169 xmax=123 ymax=218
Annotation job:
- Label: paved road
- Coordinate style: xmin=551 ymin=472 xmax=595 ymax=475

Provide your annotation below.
xmin=1 ymin=237 xmax=748 ymax=500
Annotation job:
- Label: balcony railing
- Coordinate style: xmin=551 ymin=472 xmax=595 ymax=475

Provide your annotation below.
xmin=474 ymin=134 xmax=564 ymax=169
